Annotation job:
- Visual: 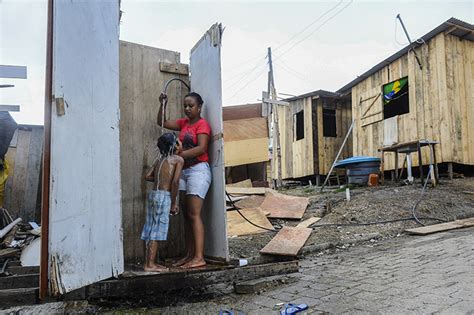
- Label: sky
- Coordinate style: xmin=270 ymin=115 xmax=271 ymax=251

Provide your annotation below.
xmin=0 ymin=0 xmax=472 ymax=125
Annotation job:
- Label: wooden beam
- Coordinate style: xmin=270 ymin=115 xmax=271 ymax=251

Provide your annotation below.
xmin=226 ymin=187 xmax=266 ymax=195
xmin=0 ymin=274 xmax=39 ymax=290
xmin=79 ymin=261 xmax=299 ymax=299
xmin=0 ymin=105 xmax=20 ymax=112
xmin=262 ymin=98 xmax=289 ymax=106
xmin=0 ymin=65 xmax=27 ymax=79
xmin=159 ymin=62 xmax=189 ymax=75
xmin=405 ymin=217 xmax=474 ymax=235
xmin=444 ymin=25 xmax=458 ymax=35
xmin=0 ymin=288 xmax=38 ymax=308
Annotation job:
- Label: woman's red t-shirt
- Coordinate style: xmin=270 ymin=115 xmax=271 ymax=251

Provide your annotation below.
xmin=176 ymin=118 xmax=212 ymax=168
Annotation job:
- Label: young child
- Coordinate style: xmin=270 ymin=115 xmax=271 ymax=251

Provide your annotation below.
xmin=141 ymin=132 xmax=184 ymax=272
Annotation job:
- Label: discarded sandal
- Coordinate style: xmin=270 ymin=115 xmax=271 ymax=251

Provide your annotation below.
xmin=280 ymin=303 xmax=308 ymax=315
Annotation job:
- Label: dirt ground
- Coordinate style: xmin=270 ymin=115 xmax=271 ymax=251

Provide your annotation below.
xmin=229 ymin=177 xmax=474 ymax=259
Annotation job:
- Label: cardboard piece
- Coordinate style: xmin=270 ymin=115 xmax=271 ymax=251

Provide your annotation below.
xmin=226 ymin=207 xmax=274 ymax=237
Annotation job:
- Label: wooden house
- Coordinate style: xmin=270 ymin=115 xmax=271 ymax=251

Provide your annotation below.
xmin=274 ymin=90 xmax=352 ymax=182
xmin=223 ymin=103 xmax=269 ymax=185
xmin=3 ymin=124 xmax=43 ymax=222
xmin=337 ymin=18 xmax=474 ymax=173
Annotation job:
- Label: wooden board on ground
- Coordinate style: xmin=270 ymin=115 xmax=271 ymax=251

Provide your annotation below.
xmin=226 ymin=207 xmax=274 ymax=237
xmin=260 ymin=191 xmax=309 ymax=219
xmin=296 ymin=217 xmax=321 ymax=228
xmin=235 ymin=195 xmax=266 ymax=209
xmin=260 ymin=226 xmax=312 ymax=256
xmin=227 ymin=179 xmax=252 ymax=188
xmin=227 ymin=187 xmax=266 ymax=195
xmin=405 ymin=217 xmax=474 ymax=235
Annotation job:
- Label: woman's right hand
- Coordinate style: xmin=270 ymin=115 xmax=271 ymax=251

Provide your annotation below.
xmin=159 ymin=92 xmax=168 ymax=104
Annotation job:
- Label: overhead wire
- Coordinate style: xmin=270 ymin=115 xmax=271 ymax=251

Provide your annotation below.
xmin=275 ymin=0 xmax=354 ymax=61
xmin=223 ymin=1 xmax=350 ymax=102
xmin=272 ymin=0 xmax=344 ymax=53
xmin=223 ymin=0 xmax=343 ymax=76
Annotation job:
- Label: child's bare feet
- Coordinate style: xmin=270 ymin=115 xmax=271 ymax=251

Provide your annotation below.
xmin=172 ymin=255 xmax=192 ymax=267
xmin=181 ymin=258 xmax=206 ymax=269
xmin=144 ymin=264 xmax=168 ymax=272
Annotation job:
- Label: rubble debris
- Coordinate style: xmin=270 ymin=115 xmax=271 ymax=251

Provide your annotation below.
xmin=0 ymin=218 xmax=22 ymax=239
xmin=20 ymin=238 xmax=41 ymax=266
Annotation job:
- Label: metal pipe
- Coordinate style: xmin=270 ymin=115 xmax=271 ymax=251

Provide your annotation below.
xmin=163 ymin=77 xmax=190 ymax=94
xmin=396 ymin=14 xmax=423 ymax=69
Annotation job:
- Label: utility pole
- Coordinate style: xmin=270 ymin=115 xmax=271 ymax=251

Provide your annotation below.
xmin=267 ymin=47 xmax=282 ymax=189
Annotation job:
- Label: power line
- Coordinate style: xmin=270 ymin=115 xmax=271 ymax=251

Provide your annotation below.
xmin=224 ymin=61 xmax=267 ymax=92
xmin=224 ymin=66 xmax=267 ymax=102
xmin=273 ymin=0 xmax=344 ymax=52
xmin=223 ymin=55 xmax=267 ymax=84
xmin=223 ymin=1 xmax=344 ymax=79
xmin=275 ymin=0 xmax=354 ymax=60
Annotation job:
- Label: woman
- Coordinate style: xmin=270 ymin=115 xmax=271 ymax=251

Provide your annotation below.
xmin=157 ymin=92 xmax=211 ymax=269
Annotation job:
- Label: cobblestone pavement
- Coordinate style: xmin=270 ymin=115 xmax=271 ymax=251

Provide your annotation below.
xmin=155 ymin=228 xmax=474 ymax=314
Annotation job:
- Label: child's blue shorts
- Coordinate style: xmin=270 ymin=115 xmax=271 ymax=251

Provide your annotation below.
xmin=141 ymin=190 xmax=171 ymax=241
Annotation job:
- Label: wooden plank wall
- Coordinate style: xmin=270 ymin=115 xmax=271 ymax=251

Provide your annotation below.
xmin=223 ymin=117 xmax=269 ymax=167
xmin=119 ymin=41 xmax=189 ymax=264
xmin=315 ymin=98 xmax=353 ymax=175
xmin=276 ymin=96 xmax=352 ymax=179
xmin=351 ymin=33 xmax=474 ymax=170
xmin=4 ymin=126 xmax=43 ymax=222
xmin=291 ymin=97 xmax=314 ymax=178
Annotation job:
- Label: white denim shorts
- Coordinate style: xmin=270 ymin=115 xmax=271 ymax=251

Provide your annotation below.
xmin=179 ymin=162 xmax=212 ymax=200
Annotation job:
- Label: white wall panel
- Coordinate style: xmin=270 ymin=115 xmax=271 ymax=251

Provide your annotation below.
xmin=49 ymin=0 xmax=123 ymax=294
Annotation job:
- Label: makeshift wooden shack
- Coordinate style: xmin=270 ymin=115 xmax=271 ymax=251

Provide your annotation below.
xmin=119 ymin=40 xmax=189 ymax=264
xmin=223 ymin=103 xmax=269 ymax=186
xmin=35 ymin=0 xmax=228 ymax=298
xmin=3 ymin=125 xmax=43 ymax=222
xmin=274 ymin=90 xmax=352 ymax=181
xmin=337 ymin=18 xmax=474 ymax=174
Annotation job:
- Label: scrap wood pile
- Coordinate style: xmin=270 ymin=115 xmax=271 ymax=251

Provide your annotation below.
xmin=0 ymin=208 xmax=40 ymax=275
xmin=226 ymin=179 xmax=320 ymax=258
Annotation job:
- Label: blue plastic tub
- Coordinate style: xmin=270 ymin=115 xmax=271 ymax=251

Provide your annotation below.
xmin=335 ymin=156 xmax=381 ymax=185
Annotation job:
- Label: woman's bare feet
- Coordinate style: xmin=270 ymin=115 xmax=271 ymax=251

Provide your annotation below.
xmin=172 ymin=255 xmax=192 ymax=267
xmin=144 ymin=264 xmax=168 ymax=272
xmin=181 ymin=258 xmax=206 ymax=269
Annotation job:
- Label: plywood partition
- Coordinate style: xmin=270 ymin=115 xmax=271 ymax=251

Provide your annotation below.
xmin=190 ymin=23 xmax=229 ymax=261
xmin=48 ymin=0 xmax=123 ymax=294
xmin=351 ymin=32 xmax=474 ymax=170
xmin=119 ymin=41 xmax=189 ymax=264
xmin=4 ymin=126 xmax=43 ymax=222
xmin=223 ymin=117 xmax=268 ymax=167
